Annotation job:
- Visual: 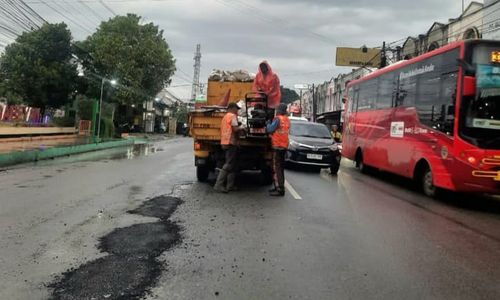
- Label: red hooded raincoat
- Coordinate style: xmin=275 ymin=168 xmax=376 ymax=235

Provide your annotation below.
xmin=252 ymin=61 xmax=281 ymax=109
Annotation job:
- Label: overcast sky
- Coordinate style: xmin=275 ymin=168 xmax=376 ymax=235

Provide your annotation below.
xmin=24 ymin=0 xmax=475 ymax=99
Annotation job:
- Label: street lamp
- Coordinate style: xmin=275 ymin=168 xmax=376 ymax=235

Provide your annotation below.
xmin=97 ymin=78 xmax=117 ymax=142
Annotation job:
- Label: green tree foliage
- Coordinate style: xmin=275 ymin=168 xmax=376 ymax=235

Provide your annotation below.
xmin=172 ymin=103 xmax=188 ymax=123
xmin=0 ymin=23 xmax=77 ymax=109
xmin=280 ymin=86 xmax=300 ymax=104
xmin=75 ymin=14 xmax=176 ymax=106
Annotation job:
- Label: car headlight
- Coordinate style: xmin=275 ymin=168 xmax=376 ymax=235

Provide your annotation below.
xmin=329 ymin=143 xmax=338 ymax=151
xmin=289 ymin=139 xmax=300 ymax=149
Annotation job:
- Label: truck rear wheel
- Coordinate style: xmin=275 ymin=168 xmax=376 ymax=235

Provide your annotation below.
xmin=197 ymin=165 xmax=209 ymax=182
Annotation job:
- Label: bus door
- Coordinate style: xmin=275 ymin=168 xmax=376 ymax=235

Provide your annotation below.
xmin=343 ymin=86 xmax=358 ymax=159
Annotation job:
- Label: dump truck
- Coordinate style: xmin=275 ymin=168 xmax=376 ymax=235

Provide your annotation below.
xmin=189 ymin=74 xmax=274 ymax=183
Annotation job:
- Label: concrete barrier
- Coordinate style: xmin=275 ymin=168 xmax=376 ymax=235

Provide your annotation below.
xmin=0 ymin=139 xmax=136 ymax=168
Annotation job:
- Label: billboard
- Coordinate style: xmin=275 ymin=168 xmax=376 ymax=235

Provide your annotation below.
xmin=335 ymin=47 xmax=381 ymax=68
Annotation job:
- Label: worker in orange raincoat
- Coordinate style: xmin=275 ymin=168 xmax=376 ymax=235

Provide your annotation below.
xmin=252 ymin=61 xmax=281 ymax=109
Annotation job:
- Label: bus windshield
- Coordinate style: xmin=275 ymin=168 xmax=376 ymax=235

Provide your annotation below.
xmin=461 ymin=44 xmax=500 ymax=149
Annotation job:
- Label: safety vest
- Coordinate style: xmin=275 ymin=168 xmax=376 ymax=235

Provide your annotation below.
xmin=221 ymin=112 xmax=236 ymax=145
xmin=332 ymin=131 xmax=342 ymax=142
xmin=271 ymin=115 xmax=290 ymax=149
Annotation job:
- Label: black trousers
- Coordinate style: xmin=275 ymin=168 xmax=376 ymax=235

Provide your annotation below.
xmin=273 ymin=148 xmax=286 ymax=191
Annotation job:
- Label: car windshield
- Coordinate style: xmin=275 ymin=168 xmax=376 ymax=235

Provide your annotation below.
xmin=290 ymin=122 xmax=332 ymax=139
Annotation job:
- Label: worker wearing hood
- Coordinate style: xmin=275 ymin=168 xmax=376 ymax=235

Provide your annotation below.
xmin=252 ymin=61 xmax=281 ymax=109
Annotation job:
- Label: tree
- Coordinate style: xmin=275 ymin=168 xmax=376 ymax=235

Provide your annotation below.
xmin=0 ymin=23 xmax=77 ymax=109
xmin=280 ymin=86 xmax=300 ymax=105
xmin=172 ymin=103 xmax=188 ymax=123
xmin=75 ymin=14 xmax=176 ymax=106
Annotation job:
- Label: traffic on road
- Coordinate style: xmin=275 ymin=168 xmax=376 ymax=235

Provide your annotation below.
xmin=1 ymin=0 xmax=500 ymax=300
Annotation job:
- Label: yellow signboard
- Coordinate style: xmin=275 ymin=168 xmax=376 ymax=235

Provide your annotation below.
xmin=491 ymin=51 xmax=500 ymax=63
xmin=335 ymin=47 xmax=381 ymax=68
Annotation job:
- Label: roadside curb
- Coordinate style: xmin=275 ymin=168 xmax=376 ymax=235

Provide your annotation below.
xmin=0 ymin=139 xmax=137 ymax=168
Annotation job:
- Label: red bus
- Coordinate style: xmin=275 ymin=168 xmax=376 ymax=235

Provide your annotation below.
xmin=343 ymin=39 xmax=500 ymax=197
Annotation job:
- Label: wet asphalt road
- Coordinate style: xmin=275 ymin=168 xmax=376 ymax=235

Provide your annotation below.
xmin=1 ymin=137 xmax=500 ymax=299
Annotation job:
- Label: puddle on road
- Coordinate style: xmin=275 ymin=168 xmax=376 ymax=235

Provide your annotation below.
xmin=49 ymin=195 xmax=184 ymax=300
xmin=9 ymin=143 xmax=161 ymax=170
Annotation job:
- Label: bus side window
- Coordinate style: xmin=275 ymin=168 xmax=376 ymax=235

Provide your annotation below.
xmin=350 ymin=87 xmax=359 ymax=113
xmin=397 ymin=78 xmax=416 ymax=107
xmin=347 ymin=87 xmax=354 ymax=112
xmin=358 ymin=79 xmax=376 ymax=111
xmin=377 ymin=73 xmax=394 ymax=109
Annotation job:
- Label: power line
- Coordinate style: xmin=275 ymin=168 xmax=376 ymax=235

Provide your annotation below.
xmin=5 ymin=0 xmax=41 ymax=30
xmin=35 ymin=0 xmax=94 ymax=34
xmin=99 ymin=0 xmax=117 ymax=16
xmin=77 ymin=0 xmax=106 ymax=23
xmin=214 ymin=0 xmax=334 ymax=45
xmin=49 ymin=0 xmax=97 ymax=31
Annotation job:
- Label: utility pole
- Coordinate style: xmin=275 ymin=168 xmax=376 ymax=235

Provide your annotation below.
xmin=312 ymin=84 xmax=316 ymax=122
xmin=380 ymin=41 xmax=387 ymax=68
xmin=191 ymin=44 xmax=201 ymax=102
xmin=299 ymin=90 xmax=303 ymax=116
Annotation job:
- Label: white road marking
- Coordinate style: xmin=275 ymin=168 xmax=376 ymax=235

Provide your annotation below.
xmin=285 ymin=180 xmax=302 ymax=200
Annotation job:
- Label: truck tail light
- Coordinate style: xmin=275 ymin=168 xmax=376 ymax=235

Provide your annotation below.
xmin=194 ymin=142 xmax=202 ymax=150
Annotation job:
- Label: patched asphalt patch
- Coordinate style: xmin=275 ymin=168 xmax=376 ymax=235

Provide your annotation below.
xmin=99 ymin=221 xmax=181 ymax=257
xmin=127 ymin=196 xmax=182 ymax=220
xmin=49 ymin=256 xmax=161 ymax=300
xmin=49 ymin=195 xmax=184 ymax=300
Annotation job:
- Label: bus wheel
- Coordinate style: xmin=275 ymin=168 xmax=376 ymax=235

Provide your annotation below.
xmin=421 ymin=166 xmax=437 ymax=198
xmin=196 ymin=165 xmax=209 ymax=182
xmin=355 ymin=151 xmax=370 ymax=174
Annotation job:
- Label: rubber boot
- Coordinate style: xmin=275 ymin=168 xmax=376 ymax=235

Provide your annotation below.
xmin=227 ymin=172 xmax=238 ymax=192
xmin=214 ymin=169 xmax=228 ymax=193
xmin=269 ymin=187 xmax=285 ymax=197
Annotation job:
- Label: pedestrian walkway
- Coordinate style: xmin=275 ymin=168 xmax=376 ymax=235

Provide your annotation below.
xmin=0 ymin=135 xmax=90 ymax=154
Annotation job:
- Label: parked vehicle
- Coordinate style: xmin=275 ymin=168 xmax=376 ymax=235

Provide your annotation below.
xmin=289 ymin=116 xmax=308 ymax=122
xmin=286 ymin=120 xmax=341 ymax=174
xmin=342 ymin=39 xmax=500 ymax=197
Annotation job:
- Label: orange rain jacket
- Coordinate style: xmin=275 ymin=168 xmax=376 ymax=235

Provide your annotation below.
xmin=252 ymin=61 xmax=281 ymax=109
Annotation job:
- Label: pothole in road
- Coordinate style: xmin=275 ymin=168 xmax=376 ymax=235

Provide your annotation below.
xmin=49 ymin=195 xmax=184 ymax=300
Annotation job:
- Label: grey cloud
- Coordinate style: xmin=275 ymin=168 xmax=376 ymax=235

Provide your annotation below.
xmin=24 ymin=0 xmax=468 ymax=98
